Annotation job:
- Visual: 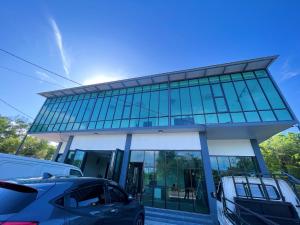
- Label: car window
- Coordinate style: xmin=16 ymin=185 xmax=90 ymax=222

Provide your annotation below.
xmin=70 ymin=169 xmax=82 ymax=177
xmin=0 ymin=182 xmax=37 ymax=214
xmin=65 ymin=185 xmax=106 ymax=208
xmin=108 ymin=185 xmax=127 ymax=203
xmin=265 ymin=185 xmax=280 ymax=200
xmin=236 ymin=183 xmax=246 ymax=197
xmin=249 ymin=184 xmax=264 ymax=198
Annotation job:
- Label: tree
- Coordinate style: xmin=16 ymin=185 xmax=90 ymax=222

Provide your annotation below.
xmin=0 ymin=115 xmax=55 ymax=160
xmin=260 ymin=133 xmax=300 ymax=179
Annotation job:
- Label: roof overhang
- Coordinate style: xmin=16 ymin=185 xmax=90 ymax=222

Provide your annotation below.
xmin=39 ymin=55 xmax=278 ymax=98
xmin=29 ymin=120 xmax=296 ymax=144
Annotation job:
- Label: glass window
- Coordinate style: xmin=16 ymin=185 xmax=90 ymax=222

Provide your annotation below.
xmin=231 ymin=112 xmax=245 ymax=123
xmin=131 ymin=93 xmax=142 ymax=118
xmin=231 ymin=73 xmax=243 ymax=81
xmin=75 ymin=99 xmax=89 ymax=123
xmin=236 ymin=183 xmax=246 ymax=197
xmin=66 ymin=185 xmax=105 ymax=208
xmin=194 ymin=114 xmax=205 ymax=124
xmin=265 ymin=185 xmax=280 ymax=200
xmin=255 ymin=70 xmax=268 ymax=78
xmin=215 ymin=98 xmax=227 ymax=112
xmin=234 ymin=81 xmax=256 ymax=111
xmin=258 ymin=78 xmax=285 ymax=109
xmin=149 ymin=91 xmax=159 ymax=117
xmin=171 ymin=89 xmax=181 ymax=116
xmin=106 ymin=96 xmax=118 ymax=120
xmin=114 ymin=95 xmax=125 ymax=120
xmin=69 ymin=100 xmax=83 ymax=123
xmin=218 ymin=113 xmax=231 ymax=123
xmin=222 ymin=82 xmax=241 ymax=112
xmin=246 ymin=79 xmax=270 ymax=110
xmin=190 ymin=86 xmax=203 ymax=114
xmin=249 ymin=184 xmax=264 ymax=198
xmin=140 ymin=92 xmax=151 ymax=118
xmin=123 ymin=94 xmax=133 ymax=119
xmin=98 ymin=97 xmax=110 ymax=120
xmin=159 ymin=90 xmax=169 ymax=117
xmin=242 ymin=71 xmax=255 ymax=79
xmin=180 ymin=88 xmax=192 ymax=115
xmin=259 ymin=110 xmax=276 ymax=122
xmin=205 ymin=114 xmax=218 ymax=124
xmin=90 ymin=98 xmax=103 ymax=121
xmin=274 ymin=109 xmax=292 ymax=121
xmin=199 ymin=77 xmax=209 ymax=85
xmin=200 ymin=85 xmax=215 ymax=113
xmin=211 ymin=84 xmax=223 ymax=97
xmin=245 ymin=111 xmax=261 ymax=122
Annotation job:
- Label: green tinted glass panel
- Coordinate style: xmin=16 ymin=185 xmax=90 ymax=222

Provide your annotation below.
xmin=222 ymin=82 xmax=241 ymax=112
xmin=274 ymin=109 xmax=292 ymax=121
xmin=200 ymin=85 xmax=215 ymax=113
xmin=246 ymin=79 xmax=270 ymax=110
xmin=180 ymin=87 xmax=192 ymax=115
xmin=171 ymin=89 xmax=181 ymax=116
xmin=234 ymin=81 xmax=256 ymax=111
xmin=231 ymin=113 xmax=245 ymax=123
xmin=190 ymin=86 xmax=203 ymax=114
xmin=259 ymin=110 xmax=276 ymax=122
xmin=245 ymin=111 xmax=260 ymax=122
xmin=258 ymin=78 xmax=285 ymax=109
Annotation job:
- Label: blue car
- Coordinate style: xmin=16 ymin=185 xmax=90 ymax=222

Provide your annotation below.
xmin=0 ymin=177 xmax=144 ymax=225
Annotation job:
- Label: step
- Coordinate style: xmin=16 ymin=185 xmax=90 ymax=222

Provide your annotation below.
xmin=145 ymin=207 xmax=214 ymax=225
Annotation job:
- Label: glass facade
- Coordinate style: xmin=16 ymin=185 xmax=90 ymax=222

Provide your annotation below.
xmin=125 ymin=150 xmax=209 ymax=214
xmin=29 ymin=70 xmax=293 ymax=133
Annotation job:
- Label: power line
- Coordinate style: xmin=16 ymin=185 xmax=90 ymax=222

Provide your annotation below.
xmin=0 ymin=97 xmax=34 ymax=119
xmin=0 ymin=66 xmax=65 ymax=88
xmin=0 ymin=48 xmax=82 ymax=86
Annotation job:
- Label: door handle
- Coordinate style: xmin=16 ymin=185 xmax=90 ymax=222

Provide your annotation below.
xmin=110 ymin=208 xmax=119 ymax=214
xmin=90 ymin=210 xmax=101 ymax=215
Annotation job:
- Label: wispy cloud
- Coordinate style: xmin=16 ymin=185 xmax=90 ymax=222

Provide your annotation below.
xmin=280 ymin=59 xmax=300 ymax=81
xmin=49 ymin=17 xmax=70 ymax=76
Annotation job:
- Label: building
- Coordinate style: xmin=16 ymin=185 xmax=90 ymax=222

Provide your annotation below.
xmin=28 ymin=56 xmax=298 ymax=221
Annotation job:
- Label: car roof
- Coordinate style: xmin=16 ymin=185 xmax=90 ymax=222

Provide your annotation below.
xmin=14 ymin=177 xmax=110 ymax=186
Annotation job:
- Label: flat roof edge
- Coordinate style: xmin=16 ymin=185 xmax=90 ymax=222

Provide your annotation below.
xmin=39 ymin=55 xmax=279 ymax=98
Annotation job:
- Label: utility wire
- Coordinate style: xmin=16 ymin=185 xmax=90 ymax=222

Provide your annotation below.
xmin=0 ymin=48 xmax=82 ymax=86
xmin=0 ymin=66 xmax=65 ymax=88
xmin=0 ymin=97 xmax=34 ymax=119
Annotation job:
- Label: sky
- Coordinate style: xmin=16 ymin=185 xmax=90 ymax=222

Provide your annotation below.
xmin=0 ymin=0 xmax=299 ymax=132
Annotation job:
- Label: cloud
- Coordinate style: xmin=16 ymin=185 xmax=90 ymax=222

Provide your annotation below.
xmin=35 ymin=70 xmax=50 ymax=79
xmin=83 ymin=73 xmax=125 ymax=85
xmin=280 ymin=59 xmax=300 ymax=81
xmin=49 ymin=17 xmax=70 ymax=76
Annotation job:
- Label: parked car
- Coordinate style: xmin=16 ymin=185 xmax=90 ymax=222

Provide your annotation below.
xmin=0 ymin=153 xmax=82 ymax=179
xmin=216 ymin=175 xmax=300 ymax=225
xmin=0 ymin=177 xmax=144 ymax=225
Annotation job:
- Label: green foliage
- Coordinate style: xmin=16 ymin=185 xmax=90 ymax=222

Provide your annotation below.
xmin=0 ymin=115 xmax=55 ymax=160
xmin=260 ymin=132 xmax=300 ymax=179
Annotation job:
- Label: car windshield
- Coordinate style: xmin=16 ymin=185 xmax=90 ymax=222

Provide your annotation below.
xmin=0 ymin=182 xmax=37 ymax=214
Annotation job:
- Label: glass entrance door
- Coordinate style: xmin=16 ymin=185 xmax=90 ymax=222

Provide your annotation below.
xmin=65 ymin=149 xmax=87 ymax=170
xmin=107 ymin=149 xmax=124 ymax=182
xmin=126 ymin=150 xmax=209 ymax=214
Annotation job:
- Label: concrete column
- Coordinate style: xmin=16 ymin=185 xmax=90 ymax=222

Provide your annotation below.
xmin=59 ymin=136 xmax=74 ymax=163
xmin=199 ymin=132 xmax=218 ymax=224
xmin=119 ymin=134 xmax=132 ymax=187
xmin=250 ymin=139 xmax=270 ymax=176
xmin=52 ymin=142 xmax=63 ymax=161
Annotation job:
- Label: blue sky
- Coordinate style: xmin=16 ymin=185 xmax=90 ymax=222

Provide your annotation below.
xmin=0 ymin=0 xmax=299 ymax=131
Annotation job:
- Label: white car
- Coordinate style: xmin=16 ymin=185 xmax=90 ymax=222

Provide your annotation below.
xmin=216 ymin=175 xmax=300 ymax=225
xmin=0 ymin=153 xmax=83 ymax=179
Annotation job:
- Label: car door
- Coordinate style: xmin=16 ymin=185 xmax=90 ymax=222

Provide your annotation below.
xmin=104 ymin=184 xmax=137 ymax=225
xmin=64 ymin=183 xmax=110 ymax=225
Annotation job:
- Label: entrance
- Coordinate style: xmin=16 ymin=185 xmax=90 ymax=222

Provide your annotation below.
xmin=125 ymin=151 xmax=209 ymax=214
xmin=64 ymin=149 xmax=124 ymax=182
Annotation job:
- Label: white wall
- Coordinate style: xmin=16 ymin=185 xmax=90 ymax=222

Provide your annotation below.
xmin=207 ymin=139 xmax=254 ymax=156
xmin=131 ymin=132 xmax=201 ymax=150
xmin=70 ymin=134 xmax=126 ymax=151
